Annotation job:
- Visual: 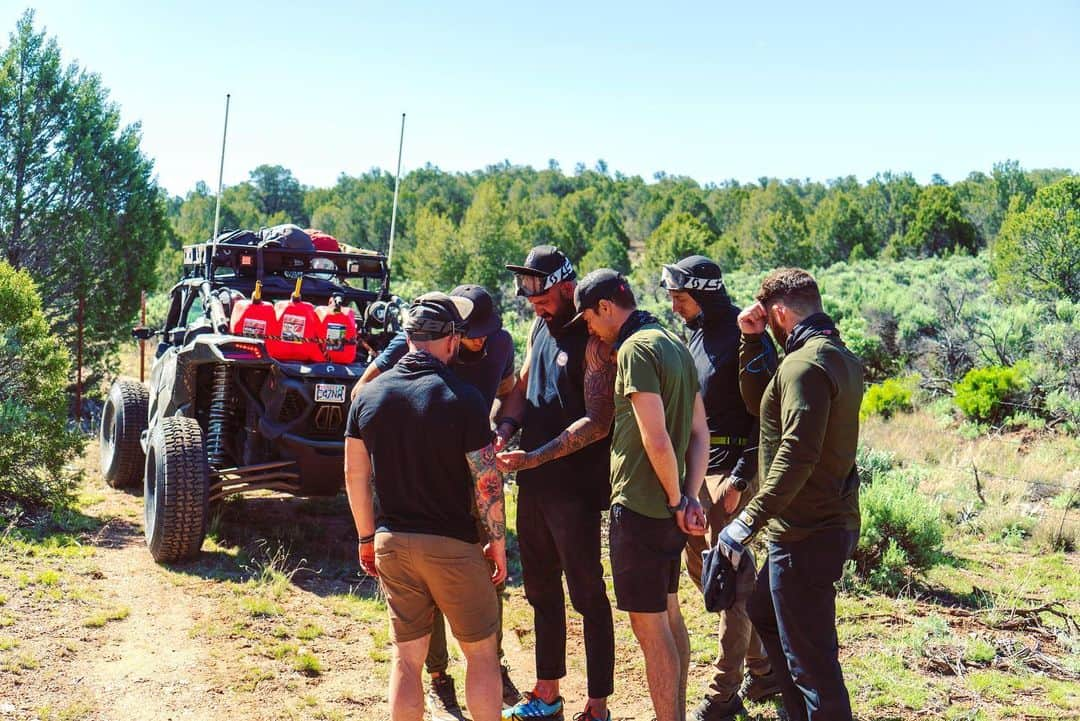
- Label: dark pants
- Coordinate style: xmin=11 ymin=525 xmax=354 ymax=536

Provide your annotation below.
xmin=747 ymin=528 xmax=858 ymax=721
xmin=518 ymin=487 xmax=615 ymax=699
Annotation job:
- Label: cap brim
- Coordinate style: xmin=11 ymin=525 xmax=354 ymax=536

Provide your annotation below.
xmin=448 ymin=296 xmax=474 ymax=322
xmin=563 ymin=310 xmax=586 ymax=330
xmin=464 ymin=314 xmax=501 ymax=339
xmin=505 ymin=264 xmax=548 ymax=277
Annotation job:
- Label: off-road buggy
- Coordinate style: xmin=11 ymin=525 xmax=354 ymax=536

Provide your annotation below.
xmin=98 ymin=230 xmax=403 ymax=562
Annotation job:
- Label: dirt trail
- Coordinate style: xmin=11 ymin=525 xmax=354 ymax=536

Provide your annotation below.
xmin=68 ymin=521 xmax=222 ymax=721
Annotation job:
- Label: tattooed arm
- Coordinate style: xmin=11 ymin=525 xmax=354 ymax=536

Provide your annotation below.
xmin=496 ymin=335 xmax=615 ymax=472
xmin=466 ymin=443 xmax=507 ymax=585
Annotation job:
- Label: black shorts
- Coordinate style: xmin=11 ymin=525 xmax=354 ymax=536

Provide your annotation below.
xmin=609 ymin=503 xmax=688 ymax=613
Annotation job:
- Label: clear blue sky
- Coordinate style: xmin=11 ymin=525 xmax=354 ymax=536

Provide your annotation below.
xmin=4 ymin=1 xmax=1079 ymax=196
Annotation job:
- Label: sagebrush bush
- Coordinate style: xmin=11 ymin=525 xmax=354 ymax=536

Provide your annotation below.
xmin=861 ymin=375 xmax=915 ymax=420
xmin=953 ymin=365 xmax=1025 ymax=424
xmin=0 ymin=262 xmax=84 ymax=508
xmin=853 ymin=469 xmax=945 ymax=587
xmin=856 ymin=445 xmax=895 ymax=484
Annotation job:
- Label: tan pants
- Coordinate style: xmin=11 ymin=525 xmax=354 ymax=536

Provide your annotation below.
xmin=685 ymin=472 xmax=771 ymax=700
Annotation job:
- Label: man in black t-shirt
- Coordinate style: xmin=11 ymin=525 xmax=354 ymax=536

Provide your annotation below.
xmin=345 ymin=292 xmax=507 ymax=721
xmin=349 ymin=284 xmax=520 ymax=717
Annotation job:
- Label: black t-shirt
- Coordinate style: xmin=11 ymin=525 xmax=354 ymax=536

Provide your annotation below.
xmin=345 ymin=350 xmax=493 ymax=543
xmin=373 ymin=329 xmax=515 ymax=408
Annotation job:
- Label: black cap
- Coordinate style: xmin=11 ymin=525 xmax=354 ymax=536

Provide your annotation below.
xmin=451 ymin=284 xmax=501 ymax=339
xmin=567 ymin=268 xmax=634 ymax=326
xmin=403 ymin=292 xmax=474 ymax=340
xmin=506 ymin=245 xmax=576 ymax=296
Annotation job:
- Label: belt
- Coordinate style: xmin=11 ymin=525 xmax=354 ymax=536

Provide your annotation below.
xmin=709 ymin=435 xmax=748 ymax=447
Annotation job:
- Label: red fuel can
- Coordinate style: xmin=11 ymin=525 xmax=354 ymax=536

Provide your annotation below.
xmin=316 ymin=296 xmax=358 ymax=364
xmin=267 ymin=278 xmax=322 ymax=362
xmin=229 ymin=281 xmax=278 ymax=340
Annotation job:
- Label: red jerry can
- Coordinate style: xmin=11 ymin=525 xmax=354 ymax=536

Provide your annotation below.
xmin=316 ymin=295 xmax=358 ymax=364
xmin=229 ymin=280 xmax=278 ymax=340
xmin=267 ymin=277 xmax=322 ymax=362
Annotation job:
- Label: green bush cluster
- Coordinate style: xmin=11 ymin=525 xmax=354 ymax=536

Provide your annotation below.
xmin=0 ymin=262 xmax=85 ymax=508
xmin=953 ymin=365 xmax=1026 ymax=424
xmin=853 ymin=468 xmax=945 ymax=592
xmin=861 ymin=376 xmax=915 ymax=420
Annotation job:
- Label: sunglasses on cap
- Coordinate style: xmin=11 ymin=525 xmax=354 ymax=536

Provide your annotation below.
xmin=660 ymin=264 xmax=725 ymax=292
xmin=514 ymin=257 xmax=575 ymax=297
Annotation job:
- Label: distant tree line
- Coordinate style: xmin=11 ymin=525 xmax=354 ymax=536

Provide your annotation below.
xmin=165 ymin=160 xmax=1077 ymax=302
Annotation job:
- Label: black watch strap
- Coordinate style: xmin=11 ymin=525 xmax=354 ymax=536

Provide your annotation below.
xmin=666 ymin=494 xmax=688 ymax=515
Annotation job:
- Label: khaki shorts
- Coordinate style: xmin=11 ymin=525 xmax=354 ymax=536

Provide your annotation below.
xmin=374 ymin=531 xmax=499 ymax=644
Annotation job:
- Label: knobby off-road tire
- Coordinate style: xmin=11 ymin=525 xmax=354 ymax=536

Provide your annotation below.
xmin=144 ymin=416 xmax=210 ymax=563
xmin=99 ymin=380 xmax=150 ymax=489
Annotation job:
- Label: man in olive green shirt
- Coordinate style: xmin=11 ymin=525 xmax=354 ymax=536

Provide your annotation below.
xmin=571 ymin=268 xmax=710 ymax=721
xmin=715 ymin=268 xmax=863 ymax=721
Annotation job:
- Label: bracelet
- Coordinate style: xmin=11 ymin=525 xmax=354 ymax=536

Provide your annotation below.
xmin=495 ymin=416 xmax=521 ymax=434
xmin=359 ymin=533 xmax=375 ymax=544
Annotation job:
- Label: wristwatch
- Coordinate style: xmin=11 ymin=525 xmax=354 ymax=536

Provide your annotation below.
xmin=730 ymin=476 xmax=748 ymax=492
xmin=666 ymin=494 xmax=688 ymax=515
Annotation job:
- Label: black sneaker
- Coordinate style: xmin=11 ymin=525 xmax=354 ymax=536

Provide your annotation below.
xmin=426 ymin=675 xmax=466 ymax=721
xmin=689 ymin=694 xmax=746 ymax=721
xmin=500 ymin=662 xmax=522 ymax=707
xmin=738 ymin=669 xmax=782 ymax=702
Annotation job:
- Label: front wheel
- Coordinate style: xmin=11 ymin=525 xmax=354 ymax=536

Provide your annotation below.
xmin=99 ymin=380 xmax=149 ymax=489
xmin=144 ymin=416 xmax=209 ymax=563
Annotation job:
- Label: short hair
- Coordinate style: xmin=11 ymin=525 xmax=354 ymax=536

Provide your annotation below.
xmin=755 ymin=268 xmax=822 ymax=316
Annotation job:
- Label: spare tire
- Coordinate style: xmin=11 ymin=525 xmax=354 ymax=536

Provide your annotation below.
xmin=144 ymin=416 xmax=209 ymax=563
xmin=99 ymin=380 xmax=149 ymax=489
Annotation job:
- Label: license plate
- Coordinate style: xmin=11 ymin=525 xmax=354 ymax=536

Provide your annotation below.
xmin=314 ymin=383 xmax=346 ymax=403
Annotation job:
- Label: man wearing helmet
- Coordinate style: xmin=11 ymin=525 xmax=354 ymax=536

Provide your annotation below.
xmin=660 ymin=256 xmax=780 ymax=721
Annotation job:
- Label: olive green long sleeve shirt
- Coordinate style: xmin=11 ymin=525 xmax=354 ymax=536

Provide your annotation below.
xmin=737 ymin=332 xmax=864 ymax=542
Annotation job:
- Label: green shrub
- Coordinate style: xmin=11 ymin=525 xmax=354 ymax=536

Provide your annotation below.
xmin=0 ymin=262 xmax=84 ymax=508
xmin=856 ymin=445 xmax=896 ymax=485
xmin=953 ymin=366 xmax=1025 ymax=424
xmin=853 ymin=469 xmax=945 ymax=589
xmin=861 ymin=376 xmax=915 ymax=420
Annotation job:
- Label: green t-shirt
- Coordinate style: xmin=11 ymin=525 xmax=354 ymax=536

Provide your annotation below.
xmin=610 ymin=323 xmax=699 ymax=519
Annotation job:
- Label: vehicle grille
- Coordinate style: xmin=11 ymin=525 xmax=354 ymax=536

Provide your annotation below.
xmin=278 ymin=389 xmax=305 ymax=423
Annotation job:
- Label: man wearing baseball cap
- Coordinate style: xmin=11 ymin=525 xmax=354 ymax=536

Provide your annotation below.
xmin=345 ymin=292 xmax=507 ymax=721
xmin=572 ymin=268 xmax=710 ymax=721
xmin=496 ymin=246 xmax=616 ymax=721
xmin=661 ymin=256 xmax=781 ymax=720
xmin=349 ymin=284 xmax=519 ymax=718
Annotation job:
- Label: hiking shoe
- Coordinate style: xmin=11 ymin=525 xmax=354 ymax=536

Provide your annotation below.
xmin=571 ymin=709 xmax=611 ymax=721
xmin=426 ymin=675 xmax=466 ymax=721
xmin=739 ymin=668 xmax=782 ymax=702
xmin=502 ymin=692 xmax=564 ymax=719
xmin=689 ymin=693 xmax=746 ymax=721
xmin=500 ymin=662 xmax=523 ymax=707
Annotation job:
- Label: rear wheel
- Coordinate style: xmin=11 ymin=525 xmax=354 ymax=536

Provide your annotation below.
xmin=99 ymin=380 xmax=149 ymax=489
xmin=144 ymin=416 xmax=209 ymax=563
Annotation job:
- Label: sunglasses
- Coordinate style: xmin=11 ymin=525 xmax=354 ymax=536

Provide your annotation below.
xmin=515 ymin=258 xmax=574 ymax=297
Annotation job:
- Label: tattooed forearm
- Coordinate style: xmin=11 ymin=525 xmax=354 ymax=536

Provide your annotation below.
xmin=466 ymin=443 xmax=506 ymax=542
xmin=525 ymin=337 xmax=616 ymax=468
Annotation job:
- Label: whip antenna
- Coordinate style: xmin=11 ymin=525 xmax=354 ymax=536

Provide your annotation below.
xmin=386 ymin=112 xmax=406 ymax=275
xmin=211 ymin=93 xmax=231 ymax=254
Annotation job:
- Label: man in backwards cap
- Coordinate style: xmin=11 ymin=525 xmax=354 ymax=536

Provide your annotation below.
xmin=345 ymin=292 xmax=507 ymax=721
xmin=496 ymin=246 xmax=616 ymax=721
xmin=661 ymin=256 xmax=781 ymax=721
xmin=350 ymin=284 xmax=519 ymax=719
xmin=571 ymin=268 xmax=709 ymax=721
